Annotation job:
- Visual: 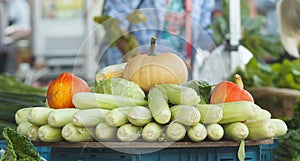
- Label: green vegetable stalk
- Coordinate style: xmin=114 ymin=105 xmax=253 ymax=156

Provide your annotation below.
xmin=48 ymin=108 xmax=77 ymax=128
xmin=170 ymin=105 xmax=201 ymax=126
xmin=72 ymin=108 xmax=109 ymax=127
xmin=117 ymin=124 xmax=142 ymax=142
xmin=187 ymin=123 xmax=207 ymax=142
xmin=72 ymin=92 xmax=148 ymax=110
xmin=142 ymin=122 xmax=163 ymax=142
xmin=38 ymin=125 xmax=63 ymax=142
xmin=166 ymin=122 xmax=186 ymax=141
xmin=157 ymin=84 xmax=200 ymax=105
xmin=127 ymin=106 xmax=152 ymax=126
xmin=95 ymin=122 xmax=117 ymax=141
xmin=148 ymin=87 xmax=171 ymax=124
xmin=105 ymin=106 xmax=132 ymax=127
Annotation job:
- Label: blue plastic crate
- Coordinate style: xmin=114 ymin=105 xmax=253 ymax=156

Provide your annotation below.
xmin=51 ymin=145 xmax=262 ymax=161
xmin=51 ymin=148 xmax=136 ymax=161
xmin=0 ymin=140 xmax=51 ymax=161
xmin=259 ymin=139 xmax=279 ymax=161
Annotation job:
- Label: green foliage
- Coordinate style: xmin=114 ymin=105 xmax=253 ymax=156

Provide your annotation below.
xmin=234 ymin=58 xmax=300 ymax=90
xmin=274 ymin=129 xmax=300 ymax=161
xmin=210 ymin=0 xmax=284 ymax=62
xmin=0 ymin=74 xmax=46 ymax=96
xmin=285 ymin=98 xmax=300 ymax=130
xmin=1 ymin=127 xmax=42 ymax=161
xmin=273 ymin=98 xmax=300 ymax=160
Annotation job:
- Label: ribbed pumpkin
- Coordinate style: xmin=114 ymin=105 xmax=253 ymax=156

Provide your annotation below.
xmin=122 ymin=52 xmax=188 ymax=92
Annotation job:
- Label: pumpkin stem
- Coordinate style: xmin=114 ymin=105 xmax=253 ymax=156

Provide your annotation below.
xmin=149 ymin=36 xmax=157 ymax=56
xmin=234 ymin=74 xmax=244 ymax=89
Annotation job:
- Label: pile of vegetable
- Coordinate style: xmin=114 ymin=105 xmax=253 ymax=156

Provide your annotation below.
xmin=13 ymin=61 xmax=288 ymax=143
xmin=7 ymin=41 xmax=289 ymax=161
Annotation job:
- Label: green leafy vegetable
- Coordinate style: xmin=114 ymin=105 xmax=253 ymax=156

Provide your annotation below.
xmin=238 ymin=140 xmax=245 ymax=161
xmin=234 ymin=58 xmax=300 ymax=90
xmin=182 ymin=80 xmax=212 ymax=104
xmin=0 ymin=127 xmax=42 ymax=161
xmin=95 ymin=78 xmax=145 ymax=99
xmin=0 ymin=74 xmax=46 ymax=96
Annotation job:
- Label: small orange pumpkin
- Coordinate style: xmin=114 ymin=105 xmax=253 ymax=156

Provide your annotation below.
xmin=210 ymin=74 xmax=254 ymax=104
xmin=47 ymin=72 xmax=90 ymax=109
xmin=122 ymin=52 xmax=188 ymax=92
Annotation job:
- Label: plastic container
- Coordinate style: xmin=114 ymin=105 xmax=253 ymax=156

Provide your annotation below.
xmin=51 ymin=145 xmax=264 ymax=161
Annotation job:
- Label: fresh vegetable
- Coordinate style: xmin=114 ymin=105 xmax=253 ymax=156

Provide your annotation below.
xmin=0 ymin=74 xmax=46 ymax=95
xmin=95 ymin=63 xmax=127 ymax=83
xmin=27 ymin=124 xmax=40 ymax=141
xmin=0 ymin=91 xmax=46 ymax=123
xmin=206 ymin=123 xmax=224 ymax=141
xmin=38 ymin=125 xmax=63 ymax=142
xmin=48 ymin=108 xmax=77 ymax=128
xmin=62 ymin=123 xmax=93 ymax=142
xmin=195 ymin=104 xmax=223 ymax=124
xmin=223 ymin=122 xmax=249 ymax=141
xmin=170 ymin=105 xmax=201 ymax=126
xmin=274 ymin=129 xmax=300 ymax=161
xmin=47 ymin=72 xmax=90 ymax=109
xmin=122 ymin=36 xmax=188 ymax=92
xmin=127 ymin=106 xmax=152 ymax=126
xmin=210 ymin=74 xmax=254 ymax=104
xmin=270 ymin=119 xmax=288 ymax=137
xmin=27 ymin=107 xmax=53 ymax=126
xmin=16 ymin=122 xmax=37 ymax=137
xmin=105 ymin=106 xmax=132 ymax=127
xmin=187 ymin=123 xmax=207 ymax=142
xmin=1 ymin=127 xmax=43 ymax=161
xmin=249 ymin=108 xmax=271 ymax=121
xmin=72 ymin=92 xmax=147 ymax=110
xmin=15 ymin=107 xmax=33 ymax=125
xmin=72 ymin=108 xmax=109 ymax=127
xmin=147 ymin=87 xmax=171 ymax=124
xmin=157 ymin=84 xmax=200 ymax=105
xmin=216 ymin=101 xmax=257 ymax=124
xmin=244 ymin=120 xmax=276 ymax=140
xmin=117 ymin=123 xmax=142 ymax=142
xmin=95 ymin=78 xmax=145 ymax=99
xmin=142 ymin=122 xmax=163 ymax=142
xmin=95 ymin=122 xmax=117 ymax=141
xmin=166 ymin=122 xmax=186 ymax=141
xmin=182 ymin=80 xmax=213 ymax=104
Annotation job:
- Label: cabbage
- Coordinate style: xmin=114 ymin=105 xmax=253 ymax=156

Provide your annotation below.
xmin=95 ymin=78 xmax=145 ymax=99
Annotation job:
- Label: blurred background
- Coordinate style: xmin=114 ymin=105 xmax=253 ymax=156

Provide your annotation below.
xmin=0 ymin=0 xmax=298 ymax=91
xmin=1 ymin=0 xmax=104 ymax=85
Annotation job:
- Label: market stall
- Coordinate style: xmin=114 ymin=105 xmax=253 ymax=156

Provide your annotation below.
xmin=0 ymin=0 xmax=296 ymax=161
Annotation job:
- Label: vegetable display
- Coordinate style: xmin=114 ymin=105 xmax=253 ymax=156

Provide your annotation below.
xmin=12 ymin=74 xmax=287 ymax=144
xmin=7 ymin=55 xmax=288 ymax=161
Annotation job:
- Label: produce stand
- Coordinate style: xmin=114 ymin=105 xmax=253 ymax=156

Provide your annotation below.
xmin=31 ymin=139 xmax=277 ymax=161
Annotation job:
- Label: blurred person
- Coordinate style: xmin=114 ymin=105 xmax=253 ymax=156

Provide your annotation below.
xmin=255 ymin=0 xmax=279 ymax=35
xmin=97 ymin=0 xmax=216 ymax=79
xmin=277 ymin=0 xmax=300 ymax=59
xmin=0 ymin=0 xmax=31 ymax=75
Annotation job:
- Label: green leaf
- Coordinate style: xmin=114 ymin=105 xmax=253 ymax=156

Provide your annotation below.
xmin=238 ymin=140 xmax=245 ymax=161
